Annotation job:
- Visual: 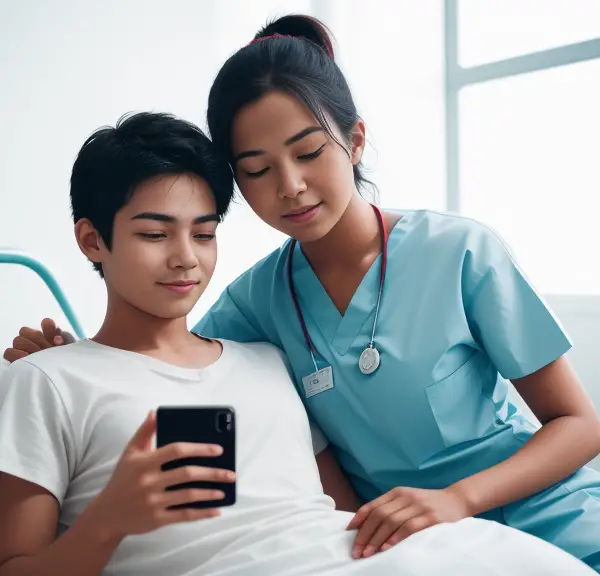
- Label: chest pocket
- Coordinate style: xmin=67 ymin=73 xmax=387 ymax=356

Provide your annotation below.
xmin=424 ymin=351 xmax=500 ymax=448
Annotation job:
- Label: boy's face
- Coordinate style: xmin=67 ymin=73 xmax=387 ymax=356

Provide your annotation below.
xmin=91 ymin=173 xmax=219 ymax=320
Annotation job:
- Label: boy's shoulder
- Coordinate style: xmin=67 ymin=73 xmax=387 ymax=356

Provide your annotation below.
xmin=0 ymin=340 xmax=121 ymax=401
xmin=220 ymin=339 xmax=290 ymax=370
xmin=7 ymin=340 xmax=100 ymax=377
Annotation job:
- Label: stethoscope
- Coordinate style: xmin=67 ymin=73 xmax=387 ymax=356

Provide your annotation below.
xmin=286 ymin=204 xmax=388 ymax=375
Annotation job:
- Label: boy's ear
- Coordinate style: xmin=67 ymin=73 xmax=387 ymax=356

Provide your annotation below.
xmin=74 ymin=219 xmax=106 ymax=266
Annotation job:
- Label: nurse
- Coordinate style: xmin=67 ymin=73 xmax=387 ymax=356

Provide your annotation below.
xmin=200 ymin=14 xmax=600 ymax=571
xmin=5 ymin=13 xmax=600 ymax=572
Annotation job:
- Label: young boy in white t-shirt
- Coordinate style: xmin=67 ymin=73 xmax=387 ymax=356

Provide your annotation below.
xmin=0 ymin=112 xmax=594 ymax=576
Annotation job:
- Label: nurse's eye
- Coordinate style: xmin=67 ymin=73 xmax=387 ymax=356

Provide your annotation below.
xmin=137 ymin=233 xmax=166 ymax=241
xmin=244 ymin=167 xmax=270 ymax=179
xmin=298 ymin=143 xmax=326 ymax=161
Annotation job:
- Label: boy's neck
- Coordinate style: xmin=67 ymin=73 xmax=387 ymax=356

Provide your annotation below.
xmin=92 ymin=294 xmax=218 ymax=368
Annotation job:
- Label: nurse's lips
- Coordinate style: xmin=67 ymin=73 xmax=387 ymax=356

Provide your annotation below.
xmin=282 ymin=203 xmax=322 ymax=223
xmin=157 ymin=280 xmax=199 ymax=294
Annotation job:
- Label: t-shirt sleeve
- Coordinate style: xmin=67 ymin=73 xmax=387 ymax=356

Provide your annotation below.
xmin=463 ymin=225 xmax=572 ymax=380
xmin=0 ymin=360 xmax=76 ymax=503
xmin=264 ymin=343 xmax=329 ymax=455
xmin=194 ymin=287 xmax=268 ymax=343
xmin=309 ymin=421 xmax=329 ymax=455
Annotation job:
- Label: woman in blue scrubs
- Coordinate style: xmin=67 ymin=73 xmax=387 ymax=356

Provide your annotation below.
xmin=5 ymin=13 xmax=600 ymax=571
xmin=198 ymin=14 xmax=600 ymax=571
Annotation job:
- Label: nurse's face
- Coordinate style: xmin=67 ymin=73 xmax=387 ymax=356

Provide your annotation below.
xmin=232 ymin=90 xmax=365 ymax=243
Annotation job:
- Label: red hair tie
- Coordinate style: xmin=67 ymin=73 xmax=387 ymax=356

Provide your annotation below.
xmin=249 ymin=33 xmax=295 ymax=45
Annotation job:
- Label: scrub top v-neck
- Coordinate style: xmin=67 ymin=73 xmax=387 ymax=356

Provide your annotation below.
xmin=288 ymin=210 xmax=391 ymax=359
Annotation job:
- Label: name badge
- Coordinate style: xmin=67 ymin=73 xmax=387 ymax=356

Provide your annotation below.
xmin=302 ymin=366 xmax=334 ymax=398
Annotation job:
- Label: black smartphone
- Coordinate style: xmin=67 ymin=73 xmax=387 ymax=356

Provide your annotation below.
xmin=156 ymin=406 xmax=236 ymax=509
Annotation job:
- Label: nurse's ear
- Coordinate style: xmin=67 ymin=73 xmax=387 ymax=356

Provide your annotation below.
xmin=74 ymin=218 xmax=107 ymax=269
xmin=348 ymin=120 xmax=366 ymax=166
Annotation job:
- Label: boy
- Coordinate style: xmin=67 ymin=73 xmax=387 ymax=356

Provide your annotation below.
xmin=0 ymin=113 xmax=593 ymax=575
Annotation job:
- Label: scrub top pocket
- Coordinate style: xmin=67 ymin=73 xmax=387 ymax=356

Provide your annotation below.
xmin=425 ymin=351 xmax=501 ymax=448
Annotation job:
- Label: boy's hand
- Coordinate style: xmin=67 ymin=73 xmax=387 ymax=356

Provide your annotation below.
xmin=3 ymin=318 xmax=75 ymax=362
xmin=89 ymin=411 xmax=235 ymax=538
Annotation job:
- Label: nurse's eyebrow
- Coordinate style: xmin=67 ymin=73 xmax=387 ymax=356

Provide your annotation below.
xmin=130 ymin=212 xmax=219 ymax=224
xmin=284 ymin=126 xmax=324 ymax=146
xmin=233 ymin=126 xmax=324 ymax=163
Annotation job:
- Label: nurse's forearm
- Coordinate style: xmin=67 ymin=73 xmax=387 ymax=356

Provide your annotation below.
xmin=316 ymin=448 xmax=363 ymax=512
xmin=449 ymin=415 xmax=600 ymax=516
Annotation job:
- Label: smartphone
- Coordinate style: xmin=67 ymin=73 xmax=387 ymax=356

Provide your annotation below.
xmin=156 ymin=406 xmax=236 ymax=509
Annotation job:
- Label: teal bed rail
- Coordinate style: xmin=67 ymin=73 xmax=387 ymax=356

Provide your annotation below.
xmin=0 ymin=249 xmax=85 ymax=340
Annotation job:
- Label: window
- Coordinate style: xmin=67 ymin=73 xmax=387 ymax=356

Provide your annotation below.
xmin=459 ymin=0 xmax=600 ymax=67
xmin=459 ymin=59 xmax=600 ymax=294
xmin=447 ymin=0 xmax=600 ymax=294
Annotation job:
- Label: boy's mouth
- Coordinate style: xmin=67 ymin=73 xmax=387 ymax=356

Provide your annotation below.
xmin=157 ymin=280 xmax=200 ymax=295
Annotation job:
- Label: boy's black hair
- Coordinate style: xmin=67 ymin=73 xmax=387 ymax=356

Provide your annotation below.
xmin=70 ymin=112 xmax=233 ymax=276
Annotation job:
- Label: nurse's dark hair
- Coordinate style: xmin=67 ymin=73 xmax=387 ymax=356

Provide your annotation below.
xmin=70 ymin=112 xmax=233 ymax=277
xmin=207 ymin=14 xmax=373 ymax=193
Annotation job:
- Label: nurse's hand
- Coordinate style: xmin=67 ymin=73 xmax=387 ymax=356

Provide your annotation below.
xmin=346 ymin=486 xmax=470 ymax=559
xmin=2 ymin=318 xmax=75 ymax=363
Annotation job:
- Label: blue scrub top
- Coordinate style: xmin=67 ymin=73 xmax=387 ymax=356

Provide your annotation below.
xmin=195 ymin=209 xmax=571 ymax=502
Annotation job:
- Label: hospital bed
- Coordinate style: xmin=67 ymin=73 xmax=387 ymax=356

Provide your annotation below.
xmin=0 ymin=249 xmax=85 ymax=372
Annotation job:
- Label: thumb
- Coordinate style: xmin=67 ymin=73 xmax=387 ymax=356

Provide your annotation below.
xmin=127 ymin=411 xmax=156 ymax=452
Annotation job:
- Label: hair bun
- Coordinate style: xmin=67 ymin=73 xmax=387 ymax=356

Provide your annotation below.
xmin=253 ymin=14 xmax=334 ymax=58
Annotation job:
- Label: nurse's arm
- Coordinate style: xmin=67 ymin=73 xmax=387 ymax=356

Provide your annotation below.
xmin=316 ymin=447 xmax=363 ymax=513
xmin=450 ymin=355 xmax=600 ymax=516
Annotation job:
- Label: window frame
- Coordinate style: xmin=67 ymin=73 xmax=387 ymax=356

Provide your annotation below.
xmin=444 ymin=0 xmax=600 ymax=212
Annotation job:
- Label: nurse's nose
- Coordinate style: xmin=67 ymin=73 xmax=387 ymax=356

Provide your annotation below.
xmin=277 ymin=163 xmax=307 ymax=200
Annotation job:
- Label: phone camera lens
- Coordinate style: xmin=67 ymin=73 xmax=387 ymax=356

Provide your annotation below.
xmin=216 ymin=411 xmax=233 ymax=432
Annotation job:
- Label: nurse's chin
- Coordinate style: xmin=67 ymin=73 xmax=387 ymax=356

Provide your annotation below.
xmin=284 ymin=224 xmax=333 ymax=245
xmin=280 ymin=212 xmax=337 ymax=243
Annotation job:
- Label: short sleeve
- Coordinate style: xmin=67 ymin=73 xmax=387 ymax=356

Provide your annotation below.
xmin=0 ymin=360 xmax=75 ymax=503
xmin=463 ymin=227 xmax=572 ymax=380
xmin=194 ymin=287 xmax=267 ymax=343
xmin=310 ymin=421 xmax=329 ymax=455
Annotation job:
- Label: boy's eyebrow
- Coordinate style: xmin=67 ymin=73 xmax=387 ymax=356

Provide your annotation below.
xmin=130 ymin=212 xmax=219 ymax=224
xmin=233 ymin=126 xmax=324 ymax=163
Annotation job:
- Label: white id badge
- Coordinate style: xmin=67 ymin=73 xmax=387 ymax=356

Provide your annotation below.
xmin=302 ymin=366 xmax=334 ymax=399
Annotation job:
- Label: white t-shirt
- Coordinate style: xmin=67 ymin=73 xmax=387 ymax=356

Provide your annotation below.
xmin=0 ymin=340 xmax=593 ymax=576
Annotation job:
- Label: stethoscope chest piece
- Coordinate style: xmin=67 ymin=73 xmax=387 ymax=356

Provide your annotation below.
xmin=359 ymin=346 xmax=380 ymax=375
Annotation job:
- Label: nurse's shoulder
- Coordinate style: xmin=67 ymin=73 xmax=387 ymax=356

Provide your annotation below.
xmin=404 ymin=209 xmax=509 ymax=255
xmin=402 ymin=209 xmax=519 ymax=285
xmin=195 ymin=242 xmax=291 ymax=344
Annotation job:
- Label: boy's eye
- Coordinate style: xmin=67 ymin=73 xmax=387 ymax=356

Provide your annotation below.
xmin=138 ymin=233 xmax=166 ymax=240
xmin=194 ymin=234 xmax=215 ymax=241
xmin=298 ymin=143 xmax=326 ymax=160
